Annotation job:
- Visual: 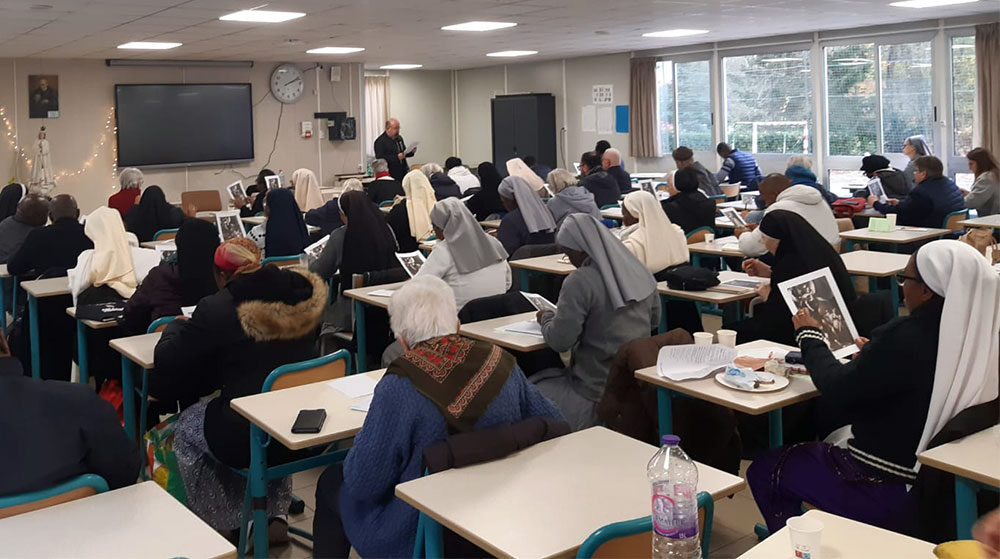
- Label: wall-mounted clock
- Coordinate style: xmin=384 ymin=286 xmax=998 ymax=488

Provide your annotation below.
xmin=270 ymin=63 xmax=304 ymax=104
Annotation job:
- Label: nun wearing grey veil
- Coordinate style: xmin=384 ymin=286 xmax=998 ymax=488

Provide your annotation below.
xmin=902 ymin=135 xmax=933 ymax=189
xmin=532 ymin=213 xmax=660 ymax=430
xmin=417 ymin=197 xmax=512 ymax=310
xmin=496 ymin=176 xmax=557 ymax=256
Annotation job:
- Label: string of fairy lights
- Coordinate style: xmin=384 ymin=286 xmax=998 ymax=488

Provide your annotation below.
xmin=1 ymin=105 xmax=118 ymax=186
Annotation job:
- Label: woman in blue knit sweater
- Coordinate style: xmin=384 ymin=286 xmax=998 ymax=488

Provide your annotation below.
xmin=313 ymin=276 xmax=563 ymax=558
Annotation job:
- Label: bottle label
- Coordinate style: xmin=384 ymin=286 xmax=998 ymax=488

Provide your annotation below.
xmin=651 ymin=481 xmax=699 ymax=539
xmin=651 ymin=493 xmax=676 ymax=537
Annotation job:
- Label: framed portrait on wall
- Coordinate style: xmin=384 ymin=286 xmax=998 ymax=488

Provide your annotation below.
xmin=29 ymin=75 xmax=59 ymax=118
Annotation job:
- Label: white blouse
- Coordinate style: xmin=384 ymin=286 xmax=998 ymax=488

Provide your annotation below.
xmin=416 ymin=240 xmax=512 ymax=310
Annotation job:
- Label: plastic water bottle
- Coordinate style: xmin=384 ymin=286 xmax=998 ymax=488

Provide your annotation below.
xmin=648 ymin=434 xmax=701 ymax=559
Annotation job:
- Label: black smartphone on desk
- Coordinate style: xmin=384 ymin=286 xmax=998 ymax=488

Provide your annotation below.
xmin=291 ymin=409 xmax=327 ymax=434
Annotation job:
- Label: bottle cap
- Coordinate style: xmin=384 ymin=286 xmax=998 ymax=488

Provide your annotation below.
xmin=662 ymin=434 xmax=680 ymax=446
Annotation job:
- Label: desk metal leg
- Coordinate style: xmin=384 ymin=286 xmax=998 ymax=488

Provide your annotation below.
xmin=955 ymin=476 xmax=977 ymax=540
xmin=75 ymin=320 xmax=89 ymax=385
xmin=890 ymin=280 xmax=900 ymax=318
xmin=0 ymin=277 xmax=6 ymax=331
xmin=767 ymin=408 xmax=784 ymax=448
xmin=658 ymin=294 xmax=667 ymax=334
xmin=249 ymin=425 xmax=270 ymax=559
xmin=354 ymin=299 xmax=367 ymax=373
xmin=120 ymin=357 xmax=136 ymax=443
xmin=520 ymin=269 xmax=530 ymax=292
xmin=657 ymin=387 xmax=674 ymax=438
xmin=691 ymin=253 xmax=702 ymax=268
xmin=424 ymin=516 xmax=443 ymax=558
xmin=844 ymin=239 xmax=854 ymax=252
xmin=28 ymin=295 xmax=40 ymax=379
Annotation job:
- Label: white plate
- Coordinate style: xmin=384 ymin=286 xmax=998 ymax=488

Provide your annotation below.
xmin=715 ymin=372 xmax=790 ymax=393
xmin=736 ymin=347 xmax=789 ymax=360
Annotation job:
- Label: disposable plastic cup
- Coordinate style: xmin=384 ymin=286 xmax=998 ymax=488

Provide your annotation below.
xmin=693 ymin=332 xmax=714 ymax=346
xmin=787 ymin=515 xmax=823 ymax=559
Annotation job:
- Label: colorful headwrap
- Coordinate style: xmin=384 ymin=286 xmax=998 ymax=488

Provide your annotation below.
xmin=214 ymin=237 xmax=263 ymax=276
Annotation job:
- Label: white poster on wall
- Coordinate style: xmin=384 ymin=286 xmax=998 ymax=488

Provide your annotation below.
xmin=593 ymin=84 xmax=613 ymax=104
xmin=581 ymin=105 xmax=597 ymax=132
xmin=597 ymin=106 xmax=615 ymax=134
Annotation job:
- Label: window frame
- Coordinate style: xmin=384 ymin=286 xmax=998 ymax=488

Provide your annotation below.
xmin=654 ymin=53 xmax=714 ymax=156
xmin=946 ymin=29 xmax=976 ymax=175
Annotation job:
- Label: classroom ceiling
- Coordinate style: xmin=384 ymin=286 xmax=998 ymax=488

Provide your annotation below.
xmin=0 ymin=0 xmax=995 ymax=69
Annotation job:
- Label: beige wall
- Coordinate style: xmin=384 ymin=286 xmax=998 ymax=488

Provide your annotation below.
xmin=455 ymin=66 xmax=504 ymax=166
xmin=0 ymin=59 xmax=364 ymax=213
xmin=386 ymin=69 xmax=454 ymax=169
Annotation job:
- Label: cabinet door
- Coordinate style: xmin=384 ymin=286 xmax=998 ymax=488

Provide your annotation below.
xmin=512 ymin=98 xmax=540 ymax=162
xmin=492 ymin=98 xmax=517 ymax=167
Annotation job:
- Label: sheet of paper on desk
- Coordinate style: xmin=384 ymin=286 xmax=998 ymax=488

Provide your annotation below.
xmin=328 ymin=374 xmax=379 ymax=399
xmin=181 ymin=306 xmax=196 ymax=318
xmin=369 ymin=289 xmax=397 ymax=297
xmin=656 ymin=344 xmax=738 ymax=381
xmin=350 ymin=395 xmax=373 ymax=412
xmin=499 ymin=320 xmax=544 ymax=337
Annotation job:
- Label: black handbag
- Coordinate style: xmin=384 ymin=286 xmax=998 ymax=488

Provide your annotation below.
xmin=661 ymin=265 xmax=720 ymax=291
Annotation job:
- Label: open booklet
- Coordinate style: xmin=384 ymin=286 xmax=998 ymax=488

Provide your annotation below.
xmin=866 ymin=176 xmax=888 ymax=204
xmin=720 ymin=207 xmax=748 ymax=228
xmin=520 ymin=292 xmax=557 ymax=313
xmin=656 ymin=344 xmax=738 ymax=381
xmin=396 ymin=251 xmax=426 ymax=277
xmin=707 ymin=277 xmax=766 ymax=294
xmin=777 ymin=267 xmax=860 ymax=359
xmin=305 ymin=234 xmax=331 ymax=265
xmin=404 ymin=141 xmax=420 ymax=155
xmin=225 ymin=180 xmax=247 ymax=204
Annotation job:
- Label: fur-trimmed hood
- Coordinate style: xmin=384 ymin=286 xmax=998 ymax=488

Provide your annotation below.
xmin=235 ymin=267 xmax=327 ymax=342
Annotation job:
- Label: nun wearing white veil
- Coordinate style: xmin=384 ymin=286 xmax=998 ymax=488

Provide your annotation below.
xmin=748 ymin=239 xmax=1000 ymax=535
xmin=532 ymin=213 xmax=660 ymax=430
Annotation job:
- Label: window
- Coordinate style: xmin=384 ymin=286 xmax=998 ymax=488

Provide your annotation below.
xmin=823 ymin=39 xmax=934 ymax=156
xmin=880 ymin=41 xmax=933 ymax=154
xmin=656 ymin=59 xmax=712 ymax=154
xmin=826 ymin=44 xmax=877 ymax=156
xmin=724 ymin=50 xmax=812 ymax=154
xmin=951 ymin=36 xmax=975 ymax=156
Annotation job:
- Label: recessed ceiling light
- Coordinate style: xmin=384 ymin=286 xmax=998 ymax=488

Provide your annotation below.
xmin=486 ymin=50 xmax=538 ymax=57
xmin=380 ymin=64 xmax=423 ymax=70
xmin=889 ymin=0 xmax=978 ymax=7
xmin=219 ymin=9 xmax=305 ymax=23
xmin=642 ymin=29 xmax=709 ymax=38
xmin=442 ymin=21 xmax=517 ymax=32
xmin=306 ymin=47 xmax=365 ymax=54
xmin=118 ymin=41 xmax=182 ymax=50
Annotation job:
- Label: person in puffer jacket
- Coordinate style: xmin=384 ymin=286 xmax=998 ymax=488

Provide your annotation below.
xmin=872 ymin=156 xmax=965 ymax=229
xmin=785 ymin=165 xmax=839 ymax=206
xmin=738 ymin=173 xmax=840 ymax=257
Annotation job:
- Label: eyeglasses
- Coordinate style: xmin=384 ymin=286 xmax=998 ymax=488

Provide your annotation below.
xmin=896 ymin=273 xmax=922 ymax=287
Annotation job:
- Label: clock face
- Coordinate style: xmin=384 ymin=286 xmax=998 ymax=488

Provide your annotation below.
xmin=270 ymin=64 xmax=304 ymax=104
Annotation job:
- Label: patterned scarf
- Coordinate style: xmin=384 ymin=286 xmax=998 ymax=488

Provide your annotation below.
xmin=387 ymin=335 xmax=516 ymax=433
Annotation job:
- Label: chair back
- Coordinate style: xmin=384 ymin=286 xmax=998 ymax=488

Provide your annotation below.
xmin=0 ymin=474 xmax=108 ymax=520
xmin=577 ymin=492 xmax=713 ymax=559
xmin=181 ymin=190 xmax=223 ymax=212
xmin=410 ymin=164 xmax=423 ymax=171
xmin=262 ymin=349 xmax=352 ymax=392
xmin=153 ymin=228 xmax=179 ymax=242
xmin=943 ymin=209 xmax=969 ymax=232
xmin=262 ymin=254 xmax=304 ymax=268
xmin=720 ymin=184 xmax=741 ymax=199
xmin=709 ymin=194 xmax=726 ymax=206
xmin=599 ymin=204 xmax=620 ymax=210
xmin=147 ymin=315 xmax=180 ymax=334
xmin=686 ymin=226 xmax=714 ymax=244
xmin=835 ymin=218 xmax=854 ymax=233
xmin=378 ymin=199 xmax=394 ymax=208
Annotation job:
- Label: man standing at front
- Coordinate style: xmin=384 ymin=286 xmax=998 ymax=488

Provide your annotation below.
xmin=374 ymin=118 xmax=415 ymax=181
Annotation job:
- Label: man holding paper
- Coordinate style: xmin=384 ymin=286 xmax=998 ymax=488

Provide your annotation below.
xmin=374 ymin=118 xmax=416 ymax=181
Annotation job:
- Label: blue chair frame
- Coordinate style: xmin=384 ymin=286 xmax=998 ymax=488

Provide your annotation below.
xmin=0 ymin=474 xmax=108 ymax=515
xmin=262 ymin=254 xmax=304 ymax=267
xmin=239 ymin=349 xmax=354 ymax=558
xmin=942 ymin=209 xmax=969 ymax=232
xmin=575 ymin=492 xmax=713 ymax=559
xmin=152 ymin=228 xmax=179 ymax=242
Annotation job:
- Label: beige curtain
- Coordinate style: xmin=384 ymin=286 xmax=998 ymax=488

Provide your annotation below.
xmin=629 ymin=57 xmax=660 ymax=158
xmin=975 ymin=23 xmax=1000 ymax=156
xmin=364 ymin=75 xmax=390 ymax=159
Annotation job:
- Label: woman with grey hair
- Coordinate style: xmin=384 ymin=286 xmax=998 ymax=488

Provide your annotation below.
xmin=109 ymin=167 xmax=143 ymax=217
xmin=313 ymin=275 xmax=563 ymax=559
xmin=533 ymin=213 xmax=660 ymax=430
xmin=418 ymin=197 xmax=511 ymax=309
xmin=902 ymin=135 xmax=933 ymax=189
xmin=496 ymin=175 xmax=556 ymax=256
xmin=421 ymin=162 xmax=461 ymax=200
xmin=545 ymin=168 xmax=601 ymax=227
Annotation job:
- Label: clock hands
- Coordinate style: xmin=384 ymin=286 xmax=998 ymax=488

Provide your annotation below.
xmin=283 ymin=76 xmax=302 ymax=87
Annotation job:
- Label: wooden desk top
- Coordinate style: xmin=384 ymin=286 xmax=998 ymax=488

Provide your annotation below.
xmin=635 ymin=340 xmax=819 ymax=415
xmin=0 ymin=481 xmax=236 ymax=559
xmin=342 ymin=281 xmax=407 ymax=309
xmin=840 ymin=250 xmax=911 ymax=277
xmin=600 ymin=207 xmax=623 ymax=220
xmin=66 ymin=307 xmax=119 ymax=330
xmin=479 ymin=219 xmax=501 ymax=229
xmin=230 ymin=370 xmax=386 ymax=451
xmin=718 ymin=199 xmax=758 ymax=210
xmin=657 ymin=271 xmax=761 ymax=305
xmin=715 ymin=217 xmax=737 ymax=229
xmin=21 ymin=276 xmax=70 ymax=298
xmin=459 ymin=311 xmax=549 ymax=353
xmin=418 ymin=240 xmax=438 ymax=252
xmin=239 ymin=216 xmax=319 ymax=233
xmin=395 ymin=427 xmax=745 ymax=559
xmin=840 ymin=226 xmax=950 ymax=244
xmin=109 ymin=331 xmax=161 ymax=370
xmin=917 ymin=425 xmax=1000 ymax=487
xmin=508 ymin=254 xmax=576 ymax=276
xmin=736 ymin=509 xmax=933 ymax=558
xmin=687 ymin=239 xmax=745 ymax=257
xmin=138 ymin=240 xmax=174 ymax=249
xmin=959 ymin=214 xmax=1000 ymax=229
